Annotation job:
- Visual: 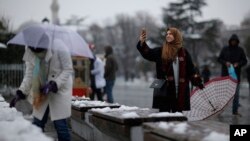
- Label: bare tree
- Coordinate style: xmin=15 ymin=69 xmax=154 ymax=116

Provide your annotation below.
xmin=65 ymin=15 xmax=86 ymax=27
xmin=104 ymin=25 xmax=120 ymax=46
xmin=88 ymin=23 xmax=107 ymax=53
xmin=85 ymin=12 xmax=160 ymax=81
xmin=134 ymin=11 xmax=160 ymax=45
xmin=241 ymin=11 xmax=250 ymax=27
xmin=0 ymin=16 xmax=12 ymax=32
xmin=0 ymin=16 xmax=24 ymax=64
xmin=112 ymin=12 xmax=159 ymax=81
xmin=114 ymin=14 xmax=137 ymax=81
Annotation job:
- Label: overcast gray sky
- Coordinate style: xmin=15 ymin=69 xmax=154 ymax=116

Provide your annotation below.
xmin=1 ymin=0 xmax=250 ymax=30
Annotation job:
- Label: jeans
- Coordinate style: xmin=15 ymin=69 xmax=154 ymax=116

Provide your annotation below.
xmin=105 ymin=80 xmax=115 ymax=103
xmin=33 ymin=107 xmax=71 ymax=141
xmin=90 ymin=83 xmax=103 ymax=101
xmin=90 ymin=87 xmax=103 ymax=101
xmin=232 ymin=84 xmax=240 ymax=114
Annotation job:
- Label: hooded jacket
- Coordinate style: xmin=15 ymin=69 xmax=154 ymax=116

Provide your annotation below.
xmin=218 ymin=34 xmax=247 ymax=82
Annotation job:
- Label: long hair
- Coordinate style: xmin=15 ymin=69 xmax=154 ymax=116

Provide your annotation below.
xmin=161 ymin=27 xmax=183 ymax=61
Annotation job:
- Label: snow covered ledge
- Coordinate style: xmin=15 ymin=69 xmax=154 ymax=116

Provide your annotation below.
xmin=0 ymin=94 xmax=53 ymax=141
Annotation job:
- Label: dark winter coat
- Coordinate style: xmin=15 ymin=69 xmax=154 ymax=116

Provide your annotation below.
xmin=137 ymin=41 xmax=202 ymax=112
xmin=104 ymin=54 xmax=118 ymax=80
xmin=218 ymin=34 xmax=247 ymax=82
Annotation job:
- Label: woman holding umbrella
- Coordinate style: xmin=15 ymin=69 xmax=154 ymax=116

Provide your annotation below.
xmin=9 ymin=33 xmax=73 ymax=141
xmin=7 ymin=23 xmax=96 ymax=141
xmin=137 ymin=27 xmax=204 ymax=112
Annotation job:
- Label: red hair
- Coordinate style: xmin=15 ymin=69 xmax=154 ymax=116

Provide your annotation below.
xmin=161 ymin=27 xmax=183 ymax=61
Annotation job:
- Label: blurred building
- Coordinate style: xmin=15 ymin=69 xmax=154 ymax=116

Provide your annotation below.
xmin=51 ymin=0 xmax=60 ymax=25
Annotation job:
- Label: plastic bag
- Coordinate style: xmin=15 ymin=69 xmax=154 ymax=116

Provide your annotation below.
xmin=228 ymin=64 xmax=237 ymax=80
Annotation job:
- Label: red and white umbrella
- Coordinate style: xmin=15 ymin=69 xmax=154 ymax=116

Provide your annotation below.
xmin=183 ymin=76 xmax=237 ymax=121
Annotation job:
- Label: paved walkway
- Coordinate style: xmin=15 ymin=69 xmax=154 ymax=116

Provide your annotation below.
xmin=210 ymin=84 xmax=250 ymax=125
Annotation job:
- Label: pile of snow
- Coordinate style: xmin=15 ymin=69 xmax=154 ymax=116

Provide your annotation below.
xmin=71 ymin=95 xmax=90 ymax=101
xmin=148 ymin=112 xmax=184 ymax=117
xmin=71 ymin=99 xmax=119 ymax=107
xmin=0 ymin=94 xmax=52 ymax=141
xmin=0 ymin=95 xmax=4 ymax=102
xmin=0 ymin=117 xmax=53 ymax=141
xmin=91 ymin=105 xmax=185 ymax=119
xmin=158 ymin=122 xmax=189 ymax=134
xmin=156 ymin=121 xmax=229 ymax=141
xmin=0 ymin=101 xmax=9 ymax=108
xmin=202 ymin=131 xmax=229 ymax=141
xmin=91 ymin=105 xmax=149 ymax=113
xmin=0 ymin=107 xmax=23 ymax=121
xmin=90 ymin=107 xmax=112 ymax=113
xmin=121 ymin=112 xmax=140 ymax=118
xmin=0 ymin=86 xmax=16 ymax=97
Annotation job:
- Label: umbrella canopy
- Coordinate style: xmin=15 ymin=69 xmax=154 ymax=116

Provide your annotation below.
xmin=7 ymin=23 xmax=93 ymax=58
xmin=183 ymin=76 xmax=237 ymax=121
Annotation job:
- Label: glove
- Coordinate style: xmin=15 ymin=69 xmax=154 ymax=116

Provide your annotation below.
xmin=41 ymin=81 xmax=58 ymax=95
xmin=9 ymin=90 xmax=26 ymax=108
xmin=198 ymin=83 xmax=205 ymax=90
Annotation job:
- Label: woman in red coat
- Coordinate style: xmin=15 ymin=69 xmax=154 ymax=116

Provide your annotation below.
xmin=137 ymin=27 xmax=204 ymax=112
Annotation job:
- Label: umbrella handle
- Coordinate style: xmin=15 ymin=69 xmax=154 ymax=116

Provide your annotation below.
xmin=208 ymin=100 xmax=216 ymax=111
xmin=201 ymin=89 xmax=217 ymax=111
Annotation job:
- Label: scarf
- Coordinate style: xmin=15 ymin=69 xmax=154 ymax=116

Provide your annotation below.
xmin=32 ymin=52 xmax=47 ymax=109
xmin=164 ymin=48 xmax=187 ymax=110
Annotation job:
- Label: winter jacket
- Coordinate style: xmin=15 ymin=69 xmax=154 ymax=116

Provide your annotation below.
xmin=19 ymin=39 xmax=74 ymax=121
xmin=91 ymin=57 xmax=106 ymax=88
xmin=104 ymin=54 xmax=118 ymax=80
xmin=218 ymin=34 xmax=247 ymax=82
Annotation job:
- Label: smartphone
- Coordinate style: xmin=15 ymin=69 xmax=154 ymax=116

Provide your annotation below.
xmin=141 ymin=28 xmax=146 ymax=35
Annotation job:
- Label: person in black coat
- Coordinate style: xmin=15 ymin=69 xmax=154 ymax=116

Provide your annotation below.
xmin=104 ymin=46 xmax=118 ymax=103
xmin=218 ymin=33 xmax=247 ymax=116
xmin=137 ymin=27 xmax=204 ymax=112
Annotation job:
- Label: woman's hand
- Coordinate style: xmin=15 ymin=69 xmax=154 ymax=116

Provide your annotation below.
xmin=139 ymin=28 xmax=147 ymax=45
